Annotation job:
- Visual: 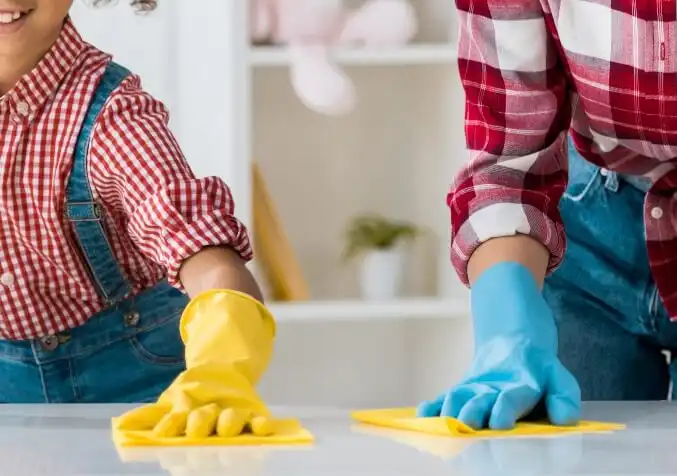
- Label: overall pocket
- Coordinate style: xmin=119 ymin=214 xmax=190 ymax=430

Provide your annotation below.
xmin=72 ymin=306 xmax=187 ymax=403
xmin=562 ymin=140 xmax=603 ymax=203
xmin=560 ymin=137 xmax=646 ymax=256
xmin=127 ymin=309 xmax=185 ymax=366
xmin=548 ymin=139 xmax=613 ymax=294
xmin=558 ymin=137 xmax=615 ymax=245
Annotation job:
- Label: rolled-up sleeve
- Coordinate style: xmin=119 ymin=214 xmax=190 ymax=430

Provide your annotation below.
xmin=450 ymin=0 xmax=571 ymax=285
xmin=88 ymin=74 xmax=252 ymax=287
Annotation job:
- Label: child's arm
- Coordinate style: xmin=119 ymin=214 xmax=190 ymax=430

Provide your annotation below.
xmin=179 ymin=246 xmax=264 ymax=302
xmin=88 ymin=72 xmax=263 ymax=301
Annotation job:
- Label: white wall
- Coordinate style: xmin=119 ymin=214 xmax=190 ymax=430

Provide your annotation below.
xmin=70 ymin=0 xmax=251 ymax=222
xmin=70 ymin=0 xmax=474 ymax=409
xmin=259 ymin=319 xmax=473 ymax=409
xmin=252 ymin=63 xmax=472 ymax=407
xmin=70 ymin=1 xmax=178 ymax=116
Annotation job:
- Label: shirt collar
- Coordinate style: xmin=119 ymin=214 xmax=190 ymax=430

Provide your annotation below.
xmin=5 ymin=17 xmax=86 ymax=120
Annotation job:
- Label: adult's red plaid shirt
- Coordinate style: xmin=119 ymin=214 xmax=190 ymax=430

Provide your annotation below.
xmin=450 ymin=0 xmax=677 ymax=319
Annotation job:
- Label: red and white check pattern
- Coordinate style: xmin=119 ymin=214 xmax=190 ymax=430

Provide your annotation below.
xmin=451 ymin=0 xmax=677 ymax=319
xmin=0 ymin=19 xmax=251 ymax=339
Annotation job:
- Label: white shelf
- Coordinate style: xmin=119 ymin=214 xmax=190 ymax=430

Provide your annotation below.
xmin=250 ymin=43 xmax=457 ymax=67
xmin=267 ymin=297 xmax=469 ymax=322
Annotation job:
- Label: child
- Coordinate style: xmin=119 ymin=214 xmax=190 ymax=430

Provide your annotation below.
xmin=0 ymin=0 xmax=276 ymax=438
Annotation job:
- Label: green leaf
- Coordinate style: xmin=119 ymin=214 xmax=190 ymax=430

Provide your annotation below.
xmin=342 ymin=214 xmax=420 ymax=262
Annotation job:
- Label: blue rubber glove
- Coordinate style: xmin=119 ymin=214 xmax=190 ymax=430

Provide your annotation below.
xmin=417 ymin=261 xmax=581 ymax=430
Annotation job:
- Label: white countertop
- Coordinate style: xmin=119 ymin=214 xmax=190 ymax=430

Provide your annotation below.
xmin=0 ymin=402 xmax=674 ymax=475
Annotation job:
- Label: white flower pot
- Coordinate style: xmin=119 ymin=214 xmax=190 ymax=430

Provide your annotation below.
xmin=360 ymin=249 xmax=403 ymax=300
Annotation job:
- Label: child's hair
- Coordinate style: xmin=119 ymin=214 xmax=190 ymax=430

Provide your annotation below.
xmin=89 ymin=0 xmax=158 ymax=13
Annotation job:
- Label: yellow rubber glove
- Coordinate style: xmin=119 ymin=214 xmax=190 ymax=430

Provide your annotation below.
xmin=116 ymin=290 xmax=277 ymax=438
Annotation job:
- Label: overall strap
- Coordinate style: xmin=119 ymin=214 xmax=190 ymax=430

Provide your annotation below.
xmin=65 ymin=61 xmax=132 ymax=306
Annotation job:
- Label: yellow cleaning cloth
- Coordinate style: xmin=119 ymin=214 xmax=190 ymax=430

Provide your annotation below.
xmin=112 ymin=417 xmax=314 ymax=447
xmin=112 ymin=290 xmax=314 ymax=447
xmin=351 ymin=408 xmax=625 ymax=437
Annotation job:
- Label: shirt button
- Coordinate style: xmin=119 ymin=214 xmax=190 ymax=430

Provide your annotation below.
xmin=15 ymin=101 xmax=29 ymax=116
xmin=0 ymin=273 xmax=14 ymax=286
xmin=600 ymin=169 xmax=609 ymax=176
xmin=651 ymin=206 xmax=664 ymax=219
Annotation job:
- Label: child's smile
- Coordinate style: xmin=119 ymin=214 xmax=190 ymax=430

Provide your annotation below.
xmin=0 ymin=0 xmax=72 ymax=93
xmin=0 ymin=8 xmax=32 ymax=34
xmin=0 ymin=1 xmax=72 ymax=42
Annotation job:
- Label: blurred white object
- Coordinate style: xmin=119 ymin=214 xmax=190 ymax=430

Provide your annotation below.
xmin=360 ymin=249 xmax=403 ymax=300
xmin=288 ymin=44 xmax=356 ymax=116
xmin=250 ymin=0 xmax=418 ymax=115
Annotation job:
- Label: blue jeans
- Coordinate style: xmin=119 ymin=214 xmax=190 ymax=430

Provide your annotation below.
xmin=0 ymin=284 xmax=186 ymax=403
xmin=543 ymin=139 xmax=677 ymax=400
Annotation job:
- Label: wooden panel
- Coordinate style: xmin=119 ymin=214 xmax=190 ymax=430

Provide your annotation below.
xmin=252 ymin=163 xmax=309 ymax=301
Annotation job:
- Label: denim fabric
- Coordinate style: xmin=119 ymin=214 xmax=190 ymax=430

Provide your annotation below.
xmin=0 ymin=284 xmax=186 ymax=403
xmin=543 ymin=137 xmax=677 ymax=400
xmin=65 ymin=61 xmax=132 ymax=305
xmin=0 ymin=62 xmax=188 ymax=402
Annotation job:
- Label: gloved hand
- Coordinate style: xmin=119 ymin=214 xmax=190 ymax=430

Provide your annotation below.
xmin=116 ymin=290 xmax=277 ymax=438
xmin=417 ymin=261 xmax=581 ymax=430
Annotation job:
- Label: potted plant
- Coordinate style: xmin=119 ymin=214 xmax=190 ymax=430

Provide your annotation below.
xmin=343 ymin=214 xmax=419 ymax=300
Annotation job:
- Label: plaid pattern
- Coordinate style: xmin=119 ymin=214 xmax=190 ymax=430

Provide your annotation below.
xmin=0 ymin=19 xmax=251 ymax=339
xmin=450 ymin=0 xmax=677 ymax=319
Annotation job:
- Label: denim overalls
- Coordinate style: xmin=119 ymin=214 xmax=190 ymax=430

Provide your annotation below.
xmin=543 ymin=135 xmax=677 ymax=400
xmin=0 ymin=62 xmax=188 ymax=403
